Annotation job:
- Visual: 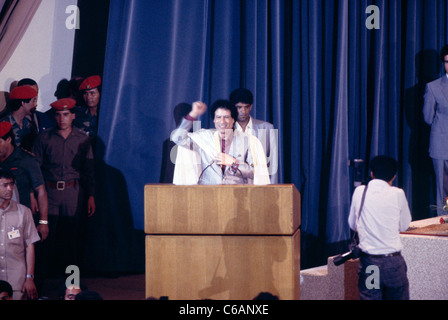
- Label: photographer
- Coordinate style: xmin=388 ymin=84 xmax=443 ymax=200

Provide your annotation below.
xmin=348 ymin=155 xmax=412 ymax=300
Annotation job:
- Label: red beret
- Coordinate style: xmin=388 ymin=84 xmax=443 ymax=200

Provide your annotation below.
xmin=9 ymin=85 xmax=37 ymax=100
xmin=79 ymin=75 xmax=101 ymax=91
xmin=0 ymin=121 xmax=12 ymax=138
xmin=50 ymin=98 xmax=76 ymax=111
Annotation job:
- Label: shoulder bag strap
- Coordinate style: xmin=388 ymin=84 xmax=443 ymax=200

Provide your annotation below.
xmin=352 ymin=183 xmax=368 ymax=244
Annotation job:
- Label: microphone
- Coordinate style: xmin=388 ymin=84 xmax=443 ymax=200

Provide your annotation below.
xmin=197 ymin=160 xmax=215 ymax=184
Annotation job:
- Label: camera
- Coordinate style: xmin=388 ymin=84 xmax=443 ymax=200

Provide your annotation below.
xmin=333 ymin=245 xmax=361 ymax=266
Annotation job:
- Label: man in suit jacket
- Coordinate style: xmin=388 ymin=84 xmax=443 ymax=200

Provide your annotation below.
xmin=423 ymin=44 xmax=448 ymax=216
xmin=230 ymin=88 xmax=278 ymax=184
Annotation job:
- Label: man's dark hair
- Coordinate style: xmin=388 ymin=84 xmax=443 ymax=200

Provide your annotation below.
xmin=9 ymin=98 xmax=31 ymax=112
xmin=58 ymin=282 xmax=87 ymax=300
xmin=210 ymin=99 xmax=238 ymax=122
xmin=74 ymin=290 xmax=103 ymax=300
xmin=0 ymin=169 xmax=16 ymax=183
xmin=54 ymin=79 xmax=71 ymax=99
xmin=370 ymin=155 xmax=397 ymax=182
xmin=253 ymin=291 xmax=279 ymax=300
xmin=229 ymin=88 xmax=253 ymax=105
xmin=441 ymin=45 xmax=448 ymax=61
xmin=17 ymin=78 xmax=37 ymax=87
xmin=0 ymin=280 xmax=13 ymax=298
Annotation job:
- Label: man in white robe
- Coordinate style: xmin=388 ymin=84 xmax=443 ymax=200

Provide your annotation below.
xmin=171 ymin=100 xmax=269 ymax=185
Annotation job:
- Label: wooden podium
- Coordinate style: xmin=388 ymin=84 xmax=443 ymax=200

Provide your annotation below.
xmin=144 ymin=184 xmax=301 ymax=300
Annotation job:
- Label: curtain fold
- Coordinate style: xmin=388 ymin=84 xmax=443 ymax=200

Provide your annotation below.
xmin=95 ymin=0 xmax=448 ymax=270
xmin=325 ymin=0 xmax=350 ymax=245
xmin=0 ymin=0 xmax=42 ymax=72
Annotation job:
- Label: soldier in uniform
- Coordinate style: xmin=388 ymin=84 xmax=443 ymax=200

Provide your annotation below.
xmin=17 ymin=78 xmax=55 ymax=135
xmin=74 ymin=75 xmax=101 ymax=148
xmin=0 ymin=121 xmax=48 ymax=240
xmin=32 ymin=98 xmax=95 ymax=281
xmin=1 ymin=85 xmax=38 ymax=149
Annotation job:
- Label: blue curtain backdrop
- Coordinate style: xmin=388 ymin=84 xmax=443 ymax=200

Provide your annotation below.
xmin=89 ymin=0 xmax=448 ymax=272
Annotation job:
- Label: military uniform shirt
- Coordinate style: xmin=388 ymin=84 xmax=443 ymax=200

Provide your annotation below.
xmin=0 ymin=113 xmax=37 ymax=147
xmin=32 ymin=127 xmax=95 ymax=197
xmin=74 ymin=106 xmax=98 ymax=138
xmin=0 ymin=148 xmax=44 ymax=209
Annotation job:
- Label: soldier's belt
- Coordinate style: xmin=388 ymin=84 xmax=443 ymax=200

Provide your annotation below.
xmin=46 ymin=180 xmax=78 ymax=191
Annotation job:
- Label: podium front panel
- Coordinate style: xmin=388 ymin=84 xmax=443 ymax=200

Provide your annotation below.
xmin=145 ymin=231 xmax=300 ymax=300
xmin=144 ymin=184 xmax=301 ymax=300
xmin=144 ymin=184 xmax=300 ymax=235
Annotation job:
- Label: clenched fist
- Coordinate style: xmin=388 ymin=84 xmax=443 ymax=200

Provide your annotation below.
xmin=190 ymin=101 xmax=207 ymax=118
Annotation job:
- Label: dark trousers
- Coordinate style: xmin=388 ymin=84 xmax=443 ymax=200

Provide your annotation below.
xmin=357 ymin=253 xmax=409 ymax=300
xmin=434 ymin=158 xmax=445 ymax=216
xmin=34 ymin=183 xmax=84 ymax=296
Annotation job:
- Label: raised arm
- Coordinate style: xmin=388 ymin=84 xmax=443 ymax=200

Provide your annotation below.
xmin=171 ymin=101 xmax=207 ymax=147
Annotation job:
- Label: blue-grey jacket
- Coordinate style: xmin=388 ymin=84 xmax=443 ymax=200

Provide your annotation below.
xmin=423 ymin=75 xmax=448 ymax=159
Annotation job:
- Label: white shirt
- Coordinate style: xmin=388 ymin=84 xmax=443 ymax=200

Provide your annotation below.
xmin=348 ymin=179 xmax=412 ymax=255
xmin=234 ymin=117 xmax=254 ymax=136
